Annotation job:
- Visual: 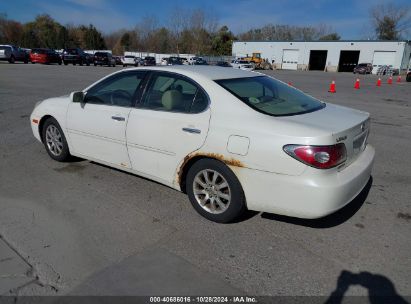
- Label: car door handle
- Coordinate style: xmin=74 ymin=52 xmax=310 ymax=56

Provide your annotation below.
xmin=111 ymin=115 xmax=125 ymax=121
xmin=182 ymin=127 xmax=201 ymax=134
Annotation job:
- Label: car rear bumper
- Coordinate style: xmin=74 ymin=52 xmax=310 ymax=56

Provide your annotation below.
xmin=235 ymin=145 xmax=375 ymax=219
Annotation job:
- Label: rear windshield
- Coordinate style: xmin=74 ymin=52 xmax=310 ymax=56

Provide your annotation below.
xmin=66 ymin=49 xmax=79 ymax=54
xmin=216 ymin=76 xmax=325 ymax=116
xmin=32 ymin=49 xmax=48 ymax=54
xmin=125 ymin=55 xmax=135 ymax=58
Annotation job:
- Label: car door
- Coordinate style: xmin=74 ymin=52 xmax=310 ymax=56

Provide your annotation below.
xmin=66 ymin=71 xmax=146 ymax=168
xmin=126 ymin=71 xmax=211 ymax=184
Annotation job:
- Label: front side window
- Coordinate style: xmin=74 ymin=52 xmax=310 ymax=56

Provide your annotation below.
xmin=216 ymin=76 xmax=325 ymax=116
xmin=85 ymin=72 xmax=146 ymax=107
xmin=141 ymin=73 xmax=208 ymax=113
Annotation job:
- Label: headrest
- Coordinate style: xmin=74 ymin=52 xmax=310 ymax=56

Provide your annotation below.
xmin=162 ymin=90 xmax=183 ymax=111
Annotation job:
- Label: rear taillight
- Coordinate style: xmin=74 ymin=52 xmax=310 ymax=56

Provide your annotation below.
xmin=283 ymin=144 xmax=346 ymax=169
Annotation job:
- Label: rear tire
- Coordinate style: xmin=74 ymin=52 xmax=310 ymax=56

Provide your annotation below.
xmin=41 ymin=117 xmax=71 ymax=162
xmin=8 ymin=56 xmax=15 ymax=63
xmin=186 ymin=159 xmax=246 ymax=223
xmin=64 ymin=61 xmax=68 ymax=65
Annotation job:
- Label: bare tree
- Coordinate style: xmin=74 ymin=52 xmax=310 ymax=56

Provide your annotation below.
xmin=169 ymin=7 xmax=188 ymax=54
xmin=370 ymin=3 xmax=411 ymax=40
xmin=238 ymin=23 xmax=339 ymax=41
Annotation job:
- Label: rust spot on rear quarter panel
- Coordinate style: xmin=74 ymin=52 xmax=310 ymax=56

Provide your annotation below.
xmin=176 ymin=152 xmax=244 ymax=185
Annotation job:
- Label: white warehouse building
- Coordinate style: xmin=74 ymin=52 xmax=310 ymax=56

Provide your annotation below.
xmin=232 ymin=40 xmax=411 ymax=73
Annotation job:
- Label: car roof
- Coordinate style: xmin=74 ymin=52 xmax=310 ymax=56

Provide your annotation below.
xmin=126 ymin=65 xmax=259 ymax=80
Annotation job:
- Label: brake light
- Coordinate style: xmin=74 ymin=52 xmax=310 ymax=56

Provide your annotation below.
xmin=283 ymin=144 xmax=346 ymax=169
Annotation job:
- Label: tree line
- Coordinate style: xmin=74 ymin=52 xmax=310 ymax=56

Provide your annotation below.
xmin=0 ymin=3 xmax=409 ymax=56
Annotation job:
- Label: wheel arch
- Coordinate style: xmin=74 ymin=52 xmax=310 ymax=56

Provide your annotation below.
xmin=38 ymin=115 xmax=54 ymax=143
xmin=177 ymin=153 xmax=245 ymax=193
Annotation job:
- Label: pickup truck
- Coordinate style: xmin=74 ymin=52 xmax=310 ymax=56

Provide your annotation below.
xmin=0 ymin=45 xmax=29 ymax=63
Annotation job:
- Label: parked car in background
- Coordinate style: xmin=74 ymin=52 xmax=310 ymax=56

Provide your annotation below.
xmin=0 ymin=45 xmax=29 ymax=63
xmin=93 ymin=52 xmax=116 ymax=67
xmin=167 ymin=57 xmax=184 ymax=65
xmin=143 ymin=56 xmax=156 ymax=66
xmin=216 ymin=61 xmax=232 ymax=67
xmin=30 ymin=66 xmax=374 ymax=223
xmin=161 ymin=57 xmax=182 ymax=65
xmin=192 ymin=58 xmax=208 ymax=65
xmin=231 ymin=60 xmax=254 ymax=71
xmin=135 ymin=57 xmax=143 ymax=66
xmin=406 ymin=68 xmax=411 ymax=82
xmin=122 ymin=55 xmax=138 ymax=67
xmin=62 ymin=48 xmax=90 ymax=66
xmin=188 ymin=56 xmax=203 ymax=65
xmin=353 ymin=63 xmax=372 ymax=74
xmin=30 ymin=48 xmax=62 ymax=65
xmin=113 ymin=56 xmax=122 ymax=65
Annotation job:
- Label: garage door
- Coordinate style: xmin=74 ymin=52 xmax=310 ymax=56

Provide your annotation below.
xmin=282 ymin=49 xmax=299 ymax=70
xmin=372 ymin=51 xmax=396 ymax=74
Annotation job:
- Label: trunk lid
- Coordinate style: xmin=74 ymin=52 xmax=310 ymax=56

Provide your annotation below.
xmin=283 ymin=103 xmax=370 ymax=167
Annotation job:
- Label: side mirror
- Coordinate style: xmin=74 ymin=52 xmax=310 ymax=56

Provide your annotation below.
xmin=73 ymin=91 xmax=85 ymax=103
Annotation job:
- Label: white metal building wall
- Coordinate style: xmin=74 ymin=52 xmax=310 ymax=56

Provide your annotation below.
xmin=232 ymin=41 xmax=410 ymax=72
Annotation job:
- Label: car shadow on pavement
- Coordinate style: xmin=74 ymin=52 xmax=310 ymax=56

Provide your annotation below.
xmin=260 ymin=176 xmax=373 ymax=228
xmin=325 ymin=270 xmax=409 ymax=304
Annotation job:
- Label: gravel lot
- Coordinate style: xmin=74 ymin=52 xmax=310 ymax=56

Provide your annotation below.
xmin=0 ymin=63 xmax=410 ymax=300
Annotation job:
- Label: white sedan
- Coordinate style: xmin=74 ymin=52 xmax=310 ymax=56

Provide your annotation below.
xmin=121 ymin=55 xmax=138 ymax=67
xmin=30 ymin=66 xmax=375 ymax=223
xmin=231 ymin=60 xmax=254 ymax=71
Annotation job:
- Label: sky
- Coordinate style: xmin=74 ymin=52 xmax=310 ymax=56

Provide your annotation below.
xmin=0 ymin=0 xmax=410 ymax=39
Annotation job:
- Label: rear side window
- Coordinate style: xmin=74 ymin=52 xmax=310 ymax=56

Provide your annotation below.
xmin=216 ymin=76 xmax=324 ymax=116
xmin=141 ymin=73 xmax=208 ymax=113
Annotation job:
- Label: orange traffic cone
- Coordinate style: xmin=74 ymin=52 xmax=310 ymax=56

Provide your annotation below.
xmin=376 ymin=78 xmax=381 ymax=87
xmin=328 ymin=80 xmax=336 ymax=93
xmin=397 ymin=75 xmax=402 ymax=83
xmin=388 ymin=76 xmax=393 ymax=85
xmin=354 ymin=78 xmax=360 ymax=89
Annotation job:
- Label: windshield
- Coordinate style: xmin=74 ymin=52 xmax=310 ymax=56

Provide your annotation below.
xmin=216 ymin=76 xmax=325 ymax=116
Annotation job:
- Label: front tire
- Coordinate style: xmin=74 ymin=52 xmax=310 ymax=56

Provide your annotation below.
xmin=41 ymin=118 xmax=71 ymax=162
xmin=186 ymin=159 xmax=246 ymax=223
